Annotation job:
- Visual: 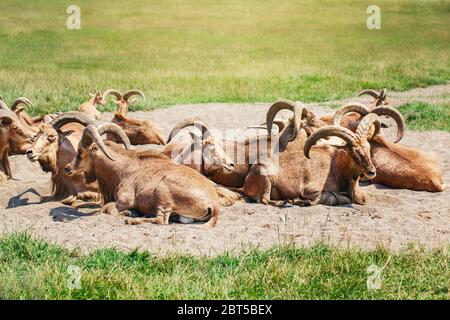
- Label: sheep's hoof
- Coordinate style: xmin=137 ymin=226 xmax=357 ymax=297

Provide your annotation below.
xmin=268 ymin=200 xmax=288 ymax=207
xmin=125 ymin=219 xmax=140 ymax=225
xmin=61 ymin=195 xmax=76 ymax=205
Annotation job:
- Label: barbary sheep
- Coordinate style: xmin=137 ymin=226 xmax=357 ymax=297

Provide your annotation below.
xmin=102 ymin=89 xmax=165 ymax=145
xmin=331 ymin=103 xmax=445 ymax=192
xmin=165 ymin=100 xmax=304 ymax=188
xmin=79 ymin=90 xmax=104 ymax=120
xmin=64 ymin=123 xmax=221 ymax=227
xmin=27 ymin=112 xmax=101 ymax=205
xmin=0 ymin=109 xmax=35 ymax=181
xmin=242 ymin=113 xmax=382 ymax=206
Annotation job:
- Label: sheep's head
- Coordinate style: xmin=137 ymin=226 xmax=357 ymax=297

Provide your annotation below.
xmin=333 ymin=102 xmax=405 ymax=143
xmin=65 ymin=123 xmax=131 ymax=183
xmin=102 ymin=89 xmax=145 ymax=116
xmin=27 ymin=112 xmax=95 ymax=172
xmin=167 ymin=118 xmax=235 ymax=175
xmin=201 ymin=135 xmax=235 ymax=174
xmin=358 ymin=89 xmax=388 ymax=107
xmin=89 ymin=90 xmax=105 ymax=106
xmin=0 ymin=109 xmax=34 ymax=155
xmin=304 ymin=114 xmax=381 ymax=180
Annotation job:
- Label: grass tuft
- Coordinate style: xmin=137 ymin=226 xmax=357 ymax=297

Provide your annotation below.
xmin=398 ymin=102 xmax=450 ymax=131
xmin=0 ymin=232 xmax=448 ymax=299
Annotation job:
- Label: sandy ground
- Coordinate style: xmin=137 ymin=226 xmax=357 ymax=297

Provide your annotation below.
xmin=1 ymin=85 xmax=449 ymax=255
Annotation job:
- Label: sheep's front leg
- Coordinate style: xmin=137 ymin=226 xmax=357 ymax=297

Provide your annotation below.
xmin=351 ymin=178 xmax=367 ymax=204
xmin=61 ymin=195 xmax=77 ymax=205
xmin=125 ymin=208 xmax=171 ymax=225
xmin=243 ymin=174 xmax=273 ymax=205
xmin=99 ymin=201 xmax=132 ymax=216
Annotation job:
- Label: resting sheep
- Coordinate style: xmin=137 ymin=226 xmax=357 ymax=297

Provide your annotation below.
xmin=102 ymin=89 xmax=165 ymax=145
xmin=27 ymin=112 xmax=101 ymax=205
xmin=331 ymin=103 xmax=445 ymax=192
xmin=165 ymin=100 xmax=304 ymax=188
xmin=242 ymin=112 xmax=382 ymax=206
xmin=64 ymin=123 xmax=221 ymax=227
xmin=78 ymin=90 xmax=104 ymax=120
xmin=0 ymin=109 xmax=35 ymax=182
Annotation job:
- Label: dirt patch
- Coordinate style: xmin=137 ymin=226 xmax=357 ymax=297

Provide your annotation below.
xmin=1 ymin=86 xmax=449 ymax=255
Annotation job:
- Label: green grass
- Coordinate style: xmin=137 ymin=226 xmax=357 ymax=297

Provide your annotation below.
xmin=398 ymin=102 xmax=450 ymax=131
xmin=0 ymin=233 xmax=448 ymax=299
xmin=0 ymin=0 xmax=449 ymax=115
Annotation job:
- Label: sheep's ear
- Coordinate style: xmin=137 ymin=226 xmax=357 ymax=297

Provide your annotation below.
xmin=60 ymin=130 xmax=75 ymax=139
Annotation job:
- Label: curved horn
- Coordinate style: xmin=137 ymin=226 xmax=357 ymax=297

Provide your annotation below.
xmin=333 ymin=102 xmax=370 ymax=126
xmin=247 ymin=119 xmax=289 ymax=133
xmin=10 ymin=97 xmax=33 ymax=112
xmin=371 ymin=106 xmax=405 ymax=143
xmin=97 ymin=123 xmax=131 ymax=150
xmin=167 ymin=117 xmax=212 ymax=143
xmin=123 ymin=90 xmax=145 ymax=102
xmin=358 ymin=89 xmax=380 ymax=99
xmin=50 ymin=112 xmax=96 ymax=131
xmin=379 ymin=88 xmax=387 ymax=100
xmin=102 ymin=89 xmax=122 ymax=100
xmin=80 ymin=123 xmax=131 ymax=161
xmin=266 ymin=99 xmax=302 ymax=141
xmin=80 ymin=125 xmax=115 ymax=161
xmin=304 ymin=126 xmax=357 ymax=159
xmin=356 ymin=113 xmax=381 ymax=140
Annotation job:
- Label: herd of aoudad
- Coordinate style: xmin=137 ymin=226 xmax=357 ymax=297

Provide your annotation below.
xmin=0 ymin=88 xmax=445 ymax=227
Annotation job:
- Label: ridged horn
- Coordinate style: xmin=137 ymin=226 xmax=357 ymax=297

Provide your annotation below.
xmin=304 ymin=126 xmax=357 ymax=159
xmin=102 ymin=89 xmax=122 ymax=100
xmin=371 ymin=106 xmax=405 ymax=143
xmin=10 ymin=97 xmax=33 ymax=112
xmin=80 ymin=123 xmax=131 ymax=161
xmin=333 ymin=103 xmax=370 ymax=126
xmin=356 ymin=113 xmax=381 ymax=140
xmin=266 ymin=99 xmax=302 ymax=141
xmin=358 ymin=89 xmax=380 ymax=99
xmin=123 ymin=90 xmax=145 ymax=102
xmin=50 ymin=112 xmax=96 ymax=131
xmin=167 ymin=117 xmax=212 ymax=143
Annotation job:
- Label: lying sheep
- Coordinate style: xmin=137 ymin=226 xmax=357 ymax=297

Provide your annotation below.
xmin=0 ymin=109 xmax=35 ymax=181
xmin=2 ymin=97 xmax=59 ymax=134
xmin=331 ymin=103 xmax=445 ymax=192
xmin=27 ymin=112 xmax=101 ymax=205
xmin=64 ymin=123 xmax=221 ymax=227
xmin=102 ymin=89 xmax=165 ymax=145
xmin=165 ymin=100 xmax=304 ymax=188
xmin=79 ymin=90 xmax=104 ymax=120
xmin=242 ymin=113 xmax=382 ymax=206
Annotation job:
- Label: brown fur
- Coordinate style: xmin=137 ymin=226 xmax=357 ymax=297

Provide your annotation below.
xmin=369 ymin=135 xmax=445 ymax=192
xmin=79 ymin=92 xmax=103 ymax=120
xmin=0 ymin=115 xmax=34 ymax=180
xmin=109 ymin=112 xmax=165 ymax=145
xmin=27 ymin=123 xmax=101 ymax=202
xmin=66 ymin=140 xmax=221 ymax=227
xmin=242 ymin=126 xmax=377 ymax=206
xmin=320 ymin=113 xmax=445 ymax=192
